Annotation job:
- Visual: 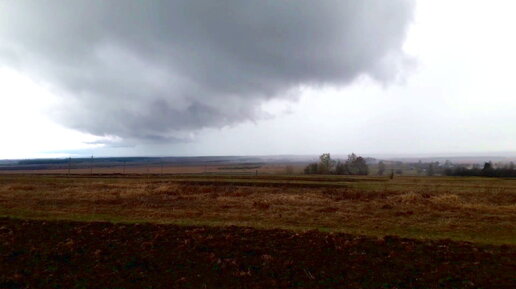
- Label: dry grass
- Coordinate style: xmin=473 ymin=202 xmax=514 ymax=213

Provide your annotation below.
xmin=0 ymin=174 xmax=514 ymax=244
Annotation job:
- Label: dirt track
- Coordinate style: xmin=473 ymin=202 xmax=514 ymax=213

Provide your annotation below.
xmin=0 ymin=218 xmax=514 ymax=289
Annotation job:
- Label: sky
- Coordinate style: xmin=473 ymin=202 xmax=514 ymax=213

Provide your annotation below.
xmin=0 ymin=0 xmax=515 ymax=159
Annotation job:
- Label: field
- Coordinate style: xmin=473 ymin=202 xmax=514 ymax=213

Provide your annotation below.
xmin=0 ymin=173 xmax=515 ymax=288
xmin=0 ymin=164 xmax=294 ymax=175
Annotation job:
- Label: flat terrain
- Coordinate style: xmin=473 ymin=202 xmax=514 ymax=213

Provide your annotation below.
xmin=0 ymin=174 xmax=514 ymax=288
xmin=1 ymin=218 xmax=514 ymax=289
xmin=0 ymin=164 xmax=295 ymax=175
xmin=0 ymin=174 xmax=514 ymax=244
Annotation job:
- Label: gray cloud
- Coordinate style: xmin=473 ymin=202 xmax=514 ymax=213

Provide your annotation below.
xmin=0 ymin=0 xmax=414 ymax=142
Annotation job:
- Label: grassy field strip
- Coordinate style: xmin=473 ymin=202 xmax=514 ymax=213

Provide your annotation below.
xmin=0 ymin=174 xmax=514 ymax=245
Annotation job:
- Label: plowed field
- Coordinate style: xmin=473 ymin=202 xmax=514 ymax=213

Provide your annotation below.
xmin=1 ymin=218 xmax=514 ymax=289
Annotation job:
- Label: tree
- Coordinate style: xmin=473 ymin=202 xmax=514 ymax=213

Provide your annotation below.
xmin=427 ymin=163 xmax=435 ymax=176
xmin=377 ymin=161 xmax=386 ymax=176
xmin=304 ymin=163 xmax=319 ymax=174
xmin=345 ymin=153 xmax=358 ymax=174
xmin=335 ymin=160 xmax=348 ymax=175
xmin=482 ymin=161 xmax=494 ymax=177
xmin=346 ymin=153 xmax=369 ymax=175
xmin=354 ymin=156 xmax=369 ymax=175
xmin=483 ymin=161 xmax=493 ymax=171
xmin=416 ymin=160 xmax=423 ymax=175
xmin=318 ymin=153 xmax=336 ymax=174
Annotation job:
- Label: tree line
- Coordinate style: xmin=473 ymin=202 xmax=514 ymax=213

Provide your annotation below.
xmin=407 ymin=160 xmax=516 ymax=178
xmin=304 ymin=153 xmax=369 ymax=175
xmin=444 ymin=162 xmax=516 ymax=177
xmin=303 ymin=155 xmax=516 ymax=178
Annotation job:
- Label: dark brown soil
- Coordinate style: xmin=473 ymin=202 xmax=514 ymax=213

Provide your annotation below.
xmin=0 ymin=218 xmax=514 ymax=289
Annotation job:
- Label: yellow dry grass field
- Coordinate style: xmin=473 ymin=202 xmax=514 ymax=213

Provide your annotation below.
xmin=0 ymin=174 xmax=514 ymax=245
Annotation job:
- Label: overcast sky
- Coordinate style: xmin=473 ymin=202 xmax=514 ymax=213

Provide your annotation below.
xmin=0 ymin=0 xmax=515 ymax=159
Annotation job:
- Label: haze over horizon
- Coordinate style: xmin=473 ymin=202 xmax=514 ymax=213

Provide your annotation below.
xmin=1 ymin=0 xmax=515 ymax=159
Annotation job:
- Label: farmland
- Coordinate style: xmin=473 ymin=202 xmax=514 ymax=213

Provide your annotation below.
xmin=0 ymin=173 xmax=515 ymax=288
xmin=0 ymin=174 xmax=514 ymax=244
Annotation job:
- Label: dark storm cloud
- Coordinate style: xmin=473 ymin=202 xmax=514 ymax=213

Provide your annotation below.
xmin=0 ymin=0 xmax=414 ymax=142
